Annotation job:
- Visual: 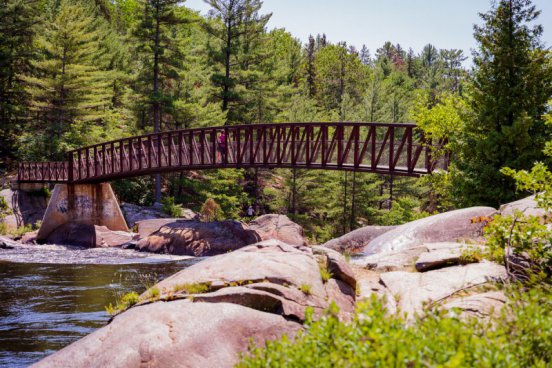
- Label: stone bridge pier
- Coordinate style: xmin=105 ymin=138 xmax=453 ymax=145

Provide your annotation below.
xmin=36 ymin=183 xmax=128 ymax=241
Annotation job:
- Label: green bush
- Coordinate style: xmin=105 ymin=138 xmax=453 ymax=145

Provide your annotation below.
xmin=0 ymin=196 xmax=12 ymax=219
xmin=459 ymin=245 xmax=484 ymax=264
xmin=162 ymin=196 xmax=184 ymax=217
xmin=484 ymin=211 xmax=552 ymax=278
xmin=112 ymin=177 xmax=154 ymax=206
xmin=0 ymin=222 xmax=7 ymax=235
xmin=173 ymin=282 xmax=210 ymax=294
xmin=200 ymin=198 xmax=224 ymax=222
xmin=239 ymin=287 xmax=552 ymax=367
xmin=105 ymin=291 xmax=140 ymax=316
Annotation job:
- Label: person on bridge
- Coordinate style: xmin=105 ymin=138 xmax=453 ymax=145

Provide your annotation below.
xmin=218 ymin=131 xmax=227 ymax=162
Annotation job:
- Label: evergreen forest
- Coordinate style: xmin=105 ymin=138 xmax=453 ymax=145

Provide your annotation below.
xmin=1 ymin=0 xmax=551 ymax=243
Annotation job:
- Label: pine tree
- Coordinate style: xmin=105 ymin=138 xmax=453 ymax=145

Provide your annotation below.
xmin=203 ymin=0 xmax=272 ymax=124
xmin=0 ymin=0 xmax=41 ymax=165
xmin=440 ymin=49 xmax=467 ymax=94
xmin=419 ymin=43 xmax=442 ymax=95
xmin=305 ymin=35 xmax=316 ymax=98
xmin=134 ymin=0 xmax=189 ymax=202
xmin=359 ymin=45 xmax=371 ymax=66
xmin=456 ymin=0 xmax=552 ymax=207
xmin=21 ymin=0 xmax=113 ymax=159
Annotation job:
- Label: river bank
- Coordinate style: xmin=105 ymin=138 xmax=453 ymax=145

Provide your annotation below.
xmin=0 ymin=246 xmax=199 ymax=367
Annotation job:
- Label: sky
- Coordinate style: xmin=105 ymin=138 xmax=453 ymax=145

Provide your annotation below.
xmin=185 ymin=0 xmax=552 ymax=61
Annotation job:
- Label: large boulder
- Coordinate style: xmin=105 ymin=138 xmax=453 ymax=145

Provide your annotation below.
xmin=0 ymin=235 xmax=18 ymax=249
xmin=499 ymin=195 xmax=547 ymax=219
xmin=249 ymin=214 xmax=307 ymax=246
xmin=136 ymin=218 xmax=191 ymax=239
xmin=34 ymin=240 xmax=356 ymax=367
xmin=0 ymin=187 xmax=48 ymax=232
xmin=32 ymin=301 xmax=301 ymax=368
xmin=379 ymin=261 xmax=507 ymax=316
xmin=120 ymin=202 xmax=198 ymax=228
xmin=353 ymin=246 xmax=428 ymax=272
xmin=147 ymin=240 xmax=356 ymax=320
xmin=43 ymin=222 xmax=135 ymax=248
xmin=136 ymin=220 xmax=261 ymax=256
xmin=353 ymin=242 xmax=479 ymax=272
xmin=361 ymin=207 xmax=497 ymax=255
xmin=322 ymin=225 xmax=396 ymax=253
xmin=442 ymin=291 xmax=507 ymax=319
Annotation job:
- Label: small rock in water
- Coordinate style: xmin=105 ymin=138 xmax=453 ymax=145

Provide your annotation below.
xmin=0 ymin=235 xmax=16 ymax=249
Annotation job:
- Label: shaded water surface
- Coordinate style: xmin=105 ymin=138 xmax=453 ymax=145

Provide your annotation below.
xmin=0 ymin=244 xmax=199 ymax=367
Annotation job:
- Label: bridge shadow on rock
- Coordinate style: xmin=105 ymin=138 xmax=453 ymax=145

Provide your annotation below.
xmin=135 ymin=220 xmax=262 ymax=257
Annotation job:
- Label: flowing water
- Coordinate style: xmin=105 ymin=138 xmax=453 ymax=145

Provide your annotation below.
xmin=0 ymin=243 xmax=200 ymax=367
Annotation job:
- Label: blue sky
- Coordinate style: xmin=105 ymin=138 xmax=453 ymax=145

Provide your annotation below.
xmin=185 ymin=0 xmax=552 ymax=60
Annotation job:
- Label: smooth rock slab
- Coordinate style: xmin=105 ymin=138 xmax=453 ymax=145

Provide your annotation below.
xmin=362 ymin=207 xmax=496 ymax=254
xmin=144 ymin=240 xmax=356 ymax=321
xmin=136 ymin=218 xmax=191 ymax=239
xmin=312 ymin=246 xmax=357 ymax=289
xmin=33 ymin=301 xmax=300 ymax=368
xmin=136 ymin=220 xmax=261 ymax=256
xmin=442 ymin=291 xmax=507 ymax=318
xmin=353 ymin=246 xmax=429 ymax=272
xmin=322 ymin=225 xmax=395 ymax=253
xmin=414 ymin=244 xmax=473 ymax=272
xmin=153 ymin=240 xmax=327 ymax=300
xmin=121 ymin=203 xmax=198 ymax=228
xmin=249 ymin=214 xmax=307 ymax=246
xmin=499 ymin=195 xmax=548 ymax=219
xmin=380 ymin=261 xmax=507 ymax=316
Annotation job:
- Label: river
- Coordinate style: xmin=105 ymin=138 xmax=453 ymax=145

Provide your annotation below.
xmin=0 ymin=243 xmax=200 ymax=367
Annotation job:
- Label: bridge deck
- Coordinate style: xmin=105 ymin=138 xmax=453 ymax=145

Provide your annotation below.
xmin=17 ymin=122 xmax=449 ymax=183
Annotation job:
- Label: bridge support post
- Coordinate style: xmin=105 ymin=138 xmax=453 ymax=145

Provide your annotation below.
xmin=36 ymin=183 xmax=128 ymax=242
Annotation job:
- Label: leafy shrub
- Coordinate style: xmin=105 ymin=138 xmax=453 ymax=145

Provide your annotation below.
xmin=0 ymin=196 xmax=12 ymax=219
xmin=299 ymin=284 xmax=312 ymax=295
xmin=239 ymin=287 xmax=552 ymax=367
xmin=105 ymin=291 xmax=140 ymax=316
xmin=200 ymin=198 xmax=224 ymax=222
xmin=459 ymin=245 xmax=484 ymax=264
xmin=10 ymin=223 xmax=35 ymax=238
xmin=0 ymin=222 xmax=7 ymax=235
xmin=173 ymin=282 xmax=210 ymax=294
xmin=319 ymin=264 xmax=332 ymax=283
xmin=162 ymin=196 xmax=184 ymax=217
xmin=112 ymin=177 xmax=154 ymax=206
xmin=379 ymin=197 xmax=431 ymax=226
xmin=484 ymin=211 xmax=551 ymax=278
xmin=146 ymin=286 xmax=160 ymax=301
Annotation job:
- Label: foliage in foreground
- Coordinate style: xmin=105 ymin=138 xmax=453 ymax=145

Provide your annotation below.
xmin=485 ymin=211 xmax=552 ymax=279
xmin=105 ymin=292 xmax=140 ymax=316
xmin=238 ymin=289 xmax=552 ymax=368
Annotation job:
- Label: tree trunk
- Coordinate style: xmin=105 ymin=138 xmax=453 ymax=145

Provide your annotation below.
xmin=350 ymin=171 xmax=356 ymax=231
xmin=153 ymin=0 xmax=162 ymax=204
xmin=222 ymin=16 xmax=232 ymax=114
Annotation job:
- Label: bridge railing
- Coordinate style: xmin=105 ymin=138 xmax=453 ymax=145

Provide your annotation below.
xmin=62 ymin=122 xmax=447 ymax=183
xmin=17 ymin=161 xmax=69 ymax=183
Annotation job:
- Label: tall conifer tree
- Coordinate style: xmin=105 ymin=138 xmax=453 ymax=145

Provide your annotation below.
xmin=21 ymin=0 xmax=112 ymax=159
xmin=204 ymin=0 xmax=271 ymax=124
xmin=134 ymin=0 xmax=188 ymax=202
xmin=456 ymin=0 xmax=552 ymax=206
xmin=0 ymin=0 xmax=41 ymax=164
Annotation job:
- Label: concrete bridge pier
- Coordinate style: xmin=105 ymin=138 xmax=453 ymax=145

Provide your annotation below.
xmin=36 ymin=183 xmax=128 ymax=242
